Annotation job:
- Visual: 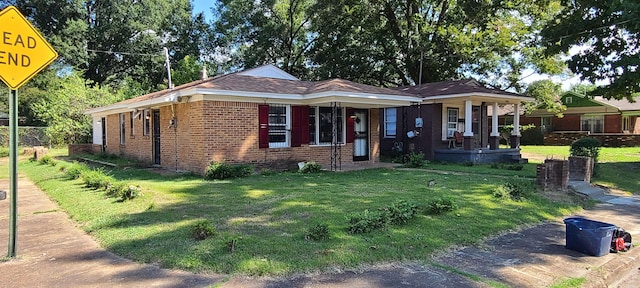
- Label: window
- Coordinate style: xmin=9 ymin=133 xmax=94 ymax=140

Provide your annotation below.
xmin=130 ymin=112 xmax=135 ymax=136
xmin=447 ymin=108 xmax=459 ymax=138
xmin=622 ymin=116 xmax=630 ymax=132
xmin=580 ymin=115 xmax=603 ymax=133
xmin=308 ymin=106 xmax=344 ymax=145
xmin=119 ymin=113 xmax=126 ymax=144
xmin=268 ymin=104 xmax=290 ymax=148
xmin=143 ymin=109 xmax=150 ymax=136
xmin=384 ymin=108 xmax=397 ymax=138
xmin=564 ymin=97 xmax=572 ymax=104
xmin=541 ymin=116 xmax=552 ymax=133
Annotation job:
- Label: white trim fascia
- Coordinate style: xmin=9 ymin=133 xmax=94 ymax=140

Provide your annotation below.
xmin=86 ymin=92 xmax=179 ymax=116
xmin=419 ymin=92 xmax=533 ymax=103
xmin=195 ymin=89 xmax=417 ymax=107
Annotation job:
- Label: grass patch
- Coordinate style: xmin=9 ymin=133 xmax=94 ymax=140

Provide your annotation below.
xmin=549 ymin=277 xmax=586 ymax=288
xmin=17 ymin=156 xmax=582 ymax=276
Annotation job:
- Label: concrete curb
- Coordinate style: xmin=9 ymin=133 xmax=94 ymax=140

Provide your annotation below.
xmin=583 ymin=245 xmax=640 ymax=287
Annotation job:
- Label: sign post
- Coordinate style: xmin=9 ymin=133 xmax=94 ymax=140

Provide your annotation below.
xmin=0 ymin=6 xmax=58 ymax=257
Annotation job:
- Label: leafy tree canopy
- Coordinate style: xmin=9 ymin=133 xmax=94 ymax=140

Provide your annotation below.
xmin=5 ymin=0 xmax=208 ymax=94
xmin=30 ymin=70 xmax=123 ymax=145
xmin=212 ymin=0 xmax=566 ymax=90
xmin=524 ymin=79 xmax=565 ymax=116
xmin=542 ymin=0 xmax=640 ymax=100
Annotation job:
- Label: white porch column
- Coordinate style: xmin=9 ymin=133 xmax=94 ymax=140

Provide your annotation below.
xmin=464 ymin=100 xmax=473 ymax=137
xmin=512 ymin=103 xmax=521 ymax=136
xmin=491 ymin=102 xmax=499 ymax=137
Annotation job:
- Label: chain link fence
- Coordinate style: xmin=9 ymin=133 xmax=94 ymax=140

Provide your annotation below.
xmin=0 ymin=126 xmax=50 ymax=147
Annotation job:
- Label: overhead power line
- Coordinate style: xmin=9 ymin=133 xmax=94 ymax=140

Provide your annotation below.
xmin=86 ymin=48 xmax=162 ymax=57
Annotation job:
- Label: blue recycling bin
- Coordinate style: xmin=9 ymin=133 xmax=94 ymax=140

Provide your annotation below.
xmin=563 ymin=217 xmax=616 ymax=257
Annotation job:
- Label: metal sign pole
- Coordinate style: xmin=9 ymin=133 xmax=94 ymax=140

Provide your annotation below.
xmin=8 ymin=88 xmax=17 ymax=257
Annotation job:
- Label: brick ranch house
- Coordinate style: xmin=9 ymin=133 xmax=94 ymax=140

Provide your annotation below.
xmin=520 ymin=91 xmax=640 ymax=134
xmin=380 ymin=79 xmax=533 ymax=163
xmin=84 ymin=65 xmax=419 ymax=174
xmin=500 ymin=91 xmax=640 ymax=146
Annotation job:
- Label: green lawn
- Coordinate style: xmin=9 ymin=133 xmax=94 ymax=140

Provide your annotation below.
xmin=16 ymin=154 xmax=582 ymax=276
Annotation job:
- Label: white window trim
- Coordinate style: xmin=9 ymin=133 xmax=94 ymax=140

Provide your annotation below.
xmin=383 ymin=108 xmax=397 ymax=138
xmin=309 ymin=106 xmax=346 ymax=146
xmin=269 ymin=104 xmax=291 ymax=148
xmin=119 ymin=113 xmax=126 ymax=144
xmin=580 ymin=115 xmax=604 ymax=133
xmin=143 ymin=109 xmax=150 ymax=136
xmin=443 ymin=107 xmax=459 ymax=140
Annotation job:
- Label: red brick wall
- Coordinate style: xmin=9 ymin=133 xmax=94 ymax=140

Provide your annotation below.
xmin=103 ymin=100 xmax=380 ymax=174
xmin=552 ymin=114 xmax=581 ymax=131
xmin=604 ymin=114 xmax=621 ymax=133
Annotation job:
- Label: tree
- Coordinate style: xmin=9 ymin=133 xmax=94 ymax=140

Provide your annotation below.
xmin=524 ymin=79 xmax=565 ymax=116
xmin=212 ymin=0 xmax=313 ymax=77
xmin=11 ymin=0 xmax=208 ymax=94
xmin=30 ymin=71 xmax=123 ymax=144
xmin=213 ymin=0 xmax=565 ymax=89
xmin=542 ymin=0 xmax=640 ymax=100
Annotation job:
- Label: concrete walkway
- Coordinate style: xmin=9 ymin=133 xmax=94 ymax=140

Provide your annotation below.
xmin=569 ymin=180 xmax=640 ymax=206
xmin=1 ymin=175 xmax=639 ymax=287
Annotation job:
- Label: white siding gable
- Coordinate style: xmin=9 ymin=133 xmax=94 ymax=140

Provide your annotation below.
xmin=238 ymin=64 xmax=299 ymax=80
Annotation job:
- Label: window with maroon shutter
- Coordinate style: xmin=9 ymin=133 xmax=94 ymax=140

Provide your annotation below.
xmin=260 ymin=104 xmax=291 ymax=148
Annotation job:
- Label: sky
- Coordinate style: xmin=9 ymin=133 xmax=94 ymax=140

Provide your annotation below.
xmin=192 ymin=0 xmax=214 ymax=20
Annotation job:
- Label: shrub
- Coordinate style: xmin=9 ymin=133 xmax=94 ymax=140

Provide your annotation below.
xmin=106 ymin=182 xmax=141 ymax=201
xmin=300 ymin=161 xmax=322 ymax=173
xmin=494 ymin=180 xmax=532 ymax=201
xmin=426 ymin=198 xmax=457 ymax=215
xmin=405 ymin=152 xmax=426 ymax=168
xmin=80 ymin=168 xmax=114 ymax=189
xmin=191 ymin=220 xmax=216 ymax=240
xmin=204 ymin=161 xmax=253 ymax=180
xmin=570 ymin=138 xmax=601 ymax=163
xmin=347 ymin=209 xmax=389 ymax=234
xmin=38 ymin=155 xmax=56 ymax=166
xmin=304 ymin=223 xmax=330 ymax=240
xmin=234 ymin=164 xmax=253 ymax=176
xmin=65 ymin=162 xmax=89 ymax=180
xmin=383 ymin=200 xmax=419 ymax=225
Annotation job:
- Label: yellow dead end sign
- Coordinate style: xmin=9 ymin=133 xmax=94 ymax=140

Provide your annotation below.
xmin=0 ymin=6 xmax=58 ymax=89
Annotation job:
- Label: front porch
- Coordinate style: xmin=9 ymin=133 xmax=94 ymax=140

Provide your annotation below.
xmin=434 ymin=148 xmax=527 ymax=164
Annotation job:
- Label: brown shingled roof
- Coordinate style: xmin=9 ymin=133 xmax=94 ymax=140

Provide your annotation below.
xmin=116 ymin=73 xmax=414 ymax=105
xmin=593 ymin=96 xmax=640 ymax=111
xmin=394 ymin=79 xmax=523 ymax=98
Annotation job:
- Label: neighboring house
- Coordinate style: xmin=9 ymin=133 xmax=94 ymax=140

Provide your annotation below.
xmin=521 ymin=91 xmax=640 ymax=134
xmin=381 ymin=79 xmax=533 ymax=163
xmin=85 ymin=65 xmax=419 ymax=174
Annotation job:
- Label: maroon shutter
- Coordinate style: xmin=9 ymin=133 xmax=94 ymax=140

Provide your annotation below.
xmin=259 ymin=105 xmax=269 ymax=148
xmin=300 ymin=106 xmax=309 ymax=144
xmin=291 ymin=106 xmax=302 ymax=147
xmin=346 ymin=108 xmax=354 ymax=143
xmin=290 ymin=105 xmax=310 ymax=147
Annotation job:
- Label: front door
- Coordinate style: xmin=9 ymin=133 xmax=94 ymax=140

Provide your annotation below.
xmin=152 ymin=110 xmax=161 ymax=165
xmin=353 ymin=110 xmax=369 ymax=161
xmin=101 ymin=117 xmax=106 ymax=153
